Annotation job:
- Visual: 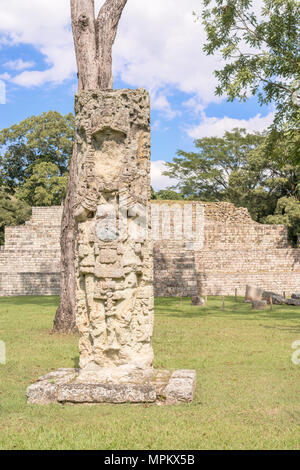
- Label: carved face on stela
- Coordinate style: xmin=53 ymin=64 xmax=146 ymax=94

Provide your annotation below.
xmin=74 ymin=97 xmax=150 ymax=238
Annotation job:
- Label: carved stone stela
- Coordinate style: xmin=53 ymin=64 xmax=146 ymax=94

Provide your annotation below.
xmin=27 ymin=89 xmax=196 ymax=405
xmin=74 ymin=88 xmax=154 ymax=376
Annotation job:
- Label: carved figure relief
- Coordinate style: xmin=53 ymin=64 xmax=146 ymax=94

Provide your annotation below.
xmin=74 ymin=89 xmax=154 ymax=372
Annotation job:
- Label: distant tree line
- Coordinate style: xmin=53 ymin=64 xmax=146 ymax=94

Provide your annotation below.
xmin=0 ymin=111 xmax=74 ymax=244
xmin=163 ymin=127 xmax=300 ymax=244
xmin=0 ymin=112 xmax=299 ymax=245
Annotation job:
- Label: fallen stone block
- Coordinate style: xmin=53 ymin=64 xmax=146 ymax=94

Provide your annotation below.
xmin=262 ymin=291 xmax=286 ymax=305
xmin=191 ymin=296 xmax=206 ymax=306
xmin=286 ymin=298 xmax=300 ymax=306
xmin=163 ymin=370 xmax=196 ymax=404
xmin=252 ymin=300 xmax=268 ymax=310
xmin=291 ymin=293 xmax=300 ymax=300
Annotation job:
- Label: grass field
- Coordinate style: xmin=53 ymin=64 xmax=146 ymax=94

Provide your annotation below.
xmin=0 ymin=295 xmax=300 ymax=450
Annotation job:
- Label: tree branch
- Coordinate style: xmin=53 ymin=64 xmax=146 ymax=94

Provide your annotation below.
xmin=70 ymin=0 xmax=98 ymax=90
xmin=96 ymin=0 xmax=128 ymax=89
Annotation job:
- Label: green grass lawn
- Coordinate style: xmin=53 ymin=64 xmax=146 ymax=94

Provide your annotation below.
xmin=0 ymin=295 xmax=300 ymax=450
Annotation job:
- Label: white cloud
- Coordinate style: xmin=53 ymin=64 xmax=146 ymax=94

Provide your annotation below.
xmin=0 ymin=0 xmax=74 ymax=86
xmin=151 ymin=92 xmax=181 ymax=120
xmin=0 ymin=0 xmax=224 ymax=107
xmin=12 ymin=44 xmax=75 ymax=86
xmin=187 ymin=111 xmax=275 ymax=139
xmin=0 ymin=0 xmax=268 ymax=124
xmin=0 ymin=72 xmax=11 ymax=80
xmin=183 ymin=96 xmax=206 ymax=115
xmin=112 ymin=0 xmax=224 ymax=107
xmin=151 ymin=160 xmax=178 ymax=191
xmin=4 ymin=59 xmax=35 ymax=70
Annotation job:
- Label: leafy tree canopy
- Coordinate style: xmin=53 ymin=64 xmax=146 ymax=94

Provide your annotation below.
xmin=199 ymin=0 xmax=300 ymax=126
xmin=163 ymin=128 xmax=299 ymax=241
xmin=151 ymin=189 xmax=184 ymax=200
xmin=0 ymin=111 xmax=74 ymax=191
xmin=266 ymin=196 xmax=300 ymax=241
xmin=16 ymin=162 xmax=69 ymax=207
xmin=0 ymin=188 xmax=31 ymax=245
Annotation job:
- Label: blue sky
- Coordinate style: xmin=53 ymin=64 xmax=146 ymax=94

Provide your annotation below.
xmin=0 ymin=0 xmax=273 ymax=190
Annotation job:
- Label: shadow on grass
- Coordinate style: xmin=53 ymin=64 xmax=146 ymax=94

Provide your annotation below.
xmin=155 ymin=296 xmax=300 ymax=323
xmin=72 ymin=356 xmax=80 ymax=368
xmin=260 ymin=324 xmax=300 ymax=334
xmin=0 ymin=296 xmax=60 ymax=309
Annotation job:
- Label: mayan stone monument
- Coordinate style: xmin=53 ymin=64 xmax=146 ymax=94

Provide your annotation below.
xmin=74 ymin=88 xmax=154 ymax=378
xmin=26 ymin=0 xmax=196 ymax=404
xmin=27 ymin=88 xmax=196 ymax=405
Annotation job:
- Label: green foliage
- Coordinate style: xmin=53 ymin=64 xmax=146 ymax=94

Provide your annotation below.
xmin=265 ymin=196 xmax=300 ymax=242
xmin=151 ymin=186 xmax=157 ymax=200
xmin=200 ymin=0 xmax=300 ymax=125
xmin=16 ymin=162 xmax=69 ymax=207
xmin=164 ymin=128 xmax=300 ymax=241
xmin=0 ymin=188 xmax=31 ymax=244
xmin=164 ymin=128 xmax=267 ymax=208
xmin=152 ymin=189 xmax=183 ymax=200
xmin=0 ymin=111 xmax=74 ymax=191
xmin=0 ymin=111 xmax=74 ymax=236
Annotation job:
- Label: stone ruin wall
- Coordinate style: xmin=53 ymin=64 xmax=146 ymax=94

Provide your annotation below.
xmin=0 ymin=206 xmax=61 ymax=296
xmin=0 ymin=202 xmax=299 ymax=298
xmin=153 ymin=201 xmax=300 ymax=297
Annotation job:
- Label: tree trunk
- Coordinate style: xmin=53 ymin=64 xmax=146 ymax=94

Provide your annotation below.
xmin=53 ymin=0 xmax=127 ymax=333
xmin=70 ymin=0 xmax=98 ymax=90
xmin=97 ymin=0 xmax=128 ymax=89
xmin=53 ymin=143 xmax=77 ymax=333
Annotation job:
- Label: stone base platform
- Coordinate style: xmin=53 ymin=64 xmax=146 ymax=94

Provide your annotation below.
xmin=27 ymin=368 xmax=196 ymax=405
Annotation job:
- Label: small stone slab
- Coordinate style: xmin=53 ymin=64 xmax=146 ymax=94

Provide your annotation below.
xmin=27 ymin=368 xmax=196 ymax=405
xmin=164 ymin=370 xmax=196 ymax=404
xmin=286 ymin=298 xmax=300 ymax=306
xmin=252 ymin=300 xmax=268 ymax=310
xmin=191 ymin=296 xmax=206 ymax=306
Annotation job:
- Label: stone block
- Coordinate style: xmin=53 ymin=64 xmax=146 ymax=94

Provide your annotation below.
xmin=26 ymin=368 xmax=196 ymax=406
xmin=164 ymin=370 xmax=196 ymax=403
xmin=57 ymin=383 xmax=156 ymax=404
xmin=245 ymin=285 xmax=263 ymax=302
xmin=286 ymin=298 xmax=300 ymax=306
xmin=262 ymin=291 xmax=286 ymax=305
xmin=252 ymin=300 xmax=268 ymax=310
xmin=191 ymin=296 xmax=206 ymax=306
xmin=99 ymin=249 xmax=117 ymax=264
xmin=291 ymin=293 xmax=300 ymax=300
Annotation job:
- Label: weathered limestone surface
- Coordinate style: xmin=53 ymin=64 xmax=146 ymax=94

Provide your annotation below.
xmin=245 ymin=285 xmax=263 ymax=302
xmin=262 ymin=291 xmax=286 ymax=305
xmin=27 ymin=368 xmax=196 ymax=405
xmin=73 ymin=89 xmax=154 ymax=376
xmin=252 ymin=300 xmax=268 ymax=310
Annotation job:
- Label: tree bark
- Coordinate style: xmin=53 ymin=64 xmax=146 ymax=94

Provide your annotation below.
xmin=71 ymin=0 xmax=98 ymax=90
xmin=71 ymin=0 xmax=127 ymax=91
xmin=96 ymin=0 xmax=128 ymax=89
xmin=53 ymin=143 xmax=77 ymax=333
xmin=53 ymin=0 xmax=128 ymax=333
